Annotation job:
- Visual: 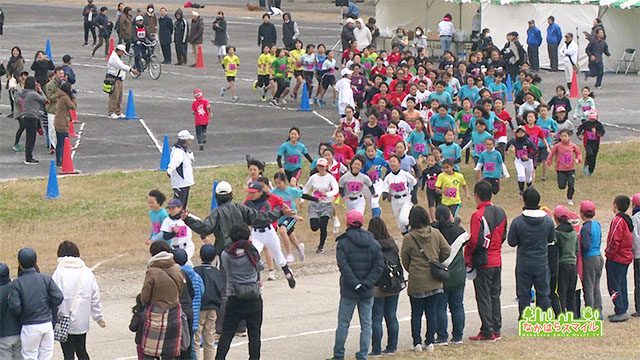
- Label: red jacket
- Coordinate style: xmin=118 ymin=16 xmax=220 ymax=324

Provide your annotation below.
xmin=605 ymin=213 xmax=634 ymax=265
xmin=465 ymin=201 xmax=507 ymax=268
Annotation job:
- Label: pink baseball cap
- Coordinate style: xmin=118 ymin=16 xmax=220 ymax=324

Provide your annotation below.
xmin=194 ymin=88 xmax=203 ymax=98
xmin=316 ymin=158 xmax=328 ymax=167
xmin=553 ymin=205 xmax=572 ymax=220
xmin=588 ymin=110 xmax=598 ymax=120
xmin=632 ymin=193 xmax=640 ymax=207
xmin=346 ymin=210 xmax=364 ymax=227
xmin=556 ymin=106 xmax=566 ymax=112
xmin=580 ymin=200 xmax=596 ymax=215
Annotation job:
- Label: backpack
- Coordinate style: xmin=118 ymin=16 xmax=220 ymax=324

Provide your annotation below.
xmin=516 ymin=42 xmax=527 ymax=66
xmin=378 ymin=252 xmax=406 ymax=294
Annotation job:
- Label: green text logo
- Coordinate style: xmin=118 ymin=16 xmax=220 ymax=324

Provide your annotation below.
xmin=518 ymin=307 xmax=603 ymax=337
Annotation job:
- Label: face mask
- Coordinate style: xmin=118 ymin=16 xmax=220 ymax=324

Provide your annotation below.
xmin=388 ymin=128 xmax=397 ymax=135
xmin=416 ymin=30 xmax=422 ymax=36
xmin=148 ymin=8 xmax=154 ymax=13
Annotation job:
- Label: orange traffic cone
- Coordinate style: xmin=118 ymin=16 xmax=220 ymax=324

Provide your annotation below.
xmin=70 ymin=109 xmax=79 ymax=123
xmin=107 ymin=37 xmax=115 ymax=61
xmin=195 ymin=45 xmax=205 ymax=69
xmin=69 ymin=120 xmax=77 ymax=137
xmin=569 ymin=70 xmax=579 ymax=98
xmin=60 ymin=137 xmax=79 ymax=175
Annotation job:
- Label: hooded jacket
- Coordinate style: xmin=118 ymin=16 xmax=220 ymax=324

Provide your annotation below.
xmin=353 ymin=19 xmax=372 ymax=51
xmin=373 ymin=237 xmax=403 ymax=297
xmin=173 ymin=9 xmax=189 ymax=44
xmin=189 ymin=16 xmax=204 ymax=45
xmin=632 ymin=208 xmax=640 ymax=259
xmin=401 ymin=226 xmax=451 ymax=295
xmin=167 ymin=143 xmax=195 ymax=189
xmin=508 ymin=209 xmax=555 ymax=269
xmin=180 ymin=264 xmax=203 ymax=332
xmin=336 ymin=227 xmax=384 ymax=299
xmin=185 ymin=200 xmax=284 ymax=255
xmin=282 ymin=13 xmax=299 ymax=49
xmin=556 ymin=222 xmax=578 ymax=266
xmin=466 ymin=201 xmax=507 ymax=269
xmin=8 ymin=261 xmax=64 ymax=326
xmin=194 ymin=263 xmax=223 ymax=310
xmin=0 ymin=264 xmax=20 ymax=337
xmin=140 ymin=251 xmax=184 ymax=309
xmin=433 ymin=221 xmax=468 ymax=290
xmin=221 ymin=240 xmax=264 ymax=297
xmin=118 ymin=13 xmax=132 ymax=40
xmin=54 ymin=88 xmax=76 ymax=133
xmin=51 ymin=257 xmax=104 ymax=335
xmin=606 ymin=212 xmax=634 ymax=265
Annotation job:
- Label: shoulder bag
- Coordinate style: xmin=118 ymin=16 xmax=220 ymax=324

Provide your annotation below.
xmin=54 ymin=270 xmax=84 ymax=343
xmin=410 ymin=234 xmax=449 ymax=282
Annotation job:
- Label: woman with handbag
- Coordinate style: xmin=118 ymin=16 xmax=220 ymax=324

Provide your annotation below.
xmin=401 ymin=205 xmax=451 ymax=353
xmin=51 ymin=241 xmax=106 ymax=360
xmin=6 ymin=46 xmax=24 ymax=118
xmin=18 ymin=76 xmax=47 ymax=164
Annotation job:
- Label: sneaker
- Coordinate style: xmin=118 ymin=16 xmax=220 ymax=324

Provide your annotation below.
xmin=541 ymin=176 xmax=547 ymax=181
xmin=425 ymin=344 xmax=434 ymax=352
xmin=382 ymin=348 xmax=397 ymax=355
xmin=412 ymin=344 xmax=423 ymax=352
xmin=252 ymin=80 xmax=258 ymax=91
xmin=232 ymin=96 xmax=239 ymax=103
xmin=285 ymin=272 xmax=296 ymax=289
xmin=595 ymin=86 xmax=602 ymax=89
xmin=434 ymin=340 xmax=448 ymax=346
xmin=235 ymin=331 xmax=248 ymax=337
xmin=82 ymin=42 xmax=88 ymax=46
xmin=280 ymin=98 xmax=288 ymax=105
xmin=469 ymin=332 xmax=497 ymax=342
xmin=298 ymin=243 xmax=306 ymax=261
xmin=368 ymin=351 xmax=382 ymax=358
xmin=220 ymin=86 xmax=226 ymax=97
xmin=199 ymin=144 xmax=205 ymax=151
xmin=631 ymin=312 xmax=640 ymax=318
xmin=49 ymin=148 xmax=55 ymax=155
xmin=12 ymin=144 xmax=23 ymax=152
xmin=7 ymin=113 xmax=13 ymax=118
xmin=583 ymin=166 xmax=589 ymax=176
xmin=315 ymin=246 xmax=324 ymax=254
xmin=267 ymin=270 xmax=276 ymax=281
xmin=451 ymin=339 xmax=463 ymax=345
xmin=261 ymin=95 xmax=267 ymax=102
xmin=108 ymin=113 xmax=119 ymax=119
xmin=118 ymin=113 xmax=126 ymax=119
xmin=269 ymin=99 xmax=278 ymax=106
xmin=567 ymin=199 xmax=574 ymax=206
xmin=609 ymin=313 xmax=630 ymax=322
xmin=24 ymin=159 xmax=39 ymax=165
xmin=493 ymin=332 xmax=502 ymax=340
xmin=286 ymin=254 xmax=295 ymax=263
xmin=332 ymin=217 xmax=341 ymax=234
xmin=607 ymin=314 xmax=616 ymax=320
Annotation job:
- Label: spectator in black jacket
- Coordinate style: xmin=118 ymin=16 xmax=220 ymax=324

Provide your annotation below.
xmin=0 ymin=263 xmax=21 ymax=359
xmin=8 ymin=248 xmax=64 ymax=360
xmin=92 ymin=7 xmax=111 ymax=57
xmin=174 ymin=8 xmax=189 ymax=65
xmin=257 ymin=13 xmax=277 ymax=49
xmin=341 ymin=19 xmax=356 ymax=52
xmin=31 ymin=51 xmax=55 ymax=88
xmin=158 ymin=7 xmax=173 ymax=64
xmin=82 ymin=0 xmax=98 ymax=46
xmin=331 ymin=210 xmax=384 ymax=360
xmin=194 ymin=244 xmax=224 ymax=360
xmin=282 ymin=12 xmax=299 ymax=51
xmin=508 ymin=188 xmax=555 ymax=318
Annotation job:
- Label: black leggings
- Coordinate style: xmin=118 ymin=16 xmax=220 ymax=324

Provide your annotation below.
xmin=303 ymin=71 xmax=314 ymax=96
xmin=61 ymin=333 xmax=89 ymax=360
xmin=310 ymin=216 xmax=330 ymax=249
xmin=14 ymin=117 xmax=26 ymax=146
xmin=84 ymin=20 xmax=96 ymax=44
xmin=274 ymin=77 xmax=287 ymax=99
xmin=584 ymin=142 xmax=599 ymax=174
xmin=557 ymin=170 xmax=575 ymax=200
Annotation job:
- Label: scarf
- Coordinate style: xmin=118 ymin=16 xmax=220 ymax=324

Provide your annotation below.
xmin=225 ymin=240 xmax=259 ymax=267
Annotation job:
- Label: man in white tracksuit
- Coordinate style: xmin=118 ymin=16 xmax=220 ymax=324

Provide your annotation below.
xmin=382 ymin=155 xmax=417 ymax=234
xmin=335 ymin=68 xmax=355 ymax=117
xmin=559 ymin=32 xmax=578 ymax=90
xmin=167 ymin=130 xmax=195 ymax=208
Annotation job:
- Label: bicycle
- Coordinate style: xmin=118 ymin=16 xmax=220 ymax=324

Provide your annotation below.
xmin=127 ymin=40 xmax=162 ymax=80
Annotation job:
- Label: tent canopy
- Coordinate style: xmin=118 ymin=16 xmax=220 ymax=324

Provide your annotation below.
xmin=445 ymin=0 xmax=640 ymax=9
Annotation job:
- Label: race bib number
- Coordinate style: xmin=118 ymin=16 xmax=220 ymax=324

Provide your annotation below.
xmin=414 ymin=143 xmax=426 ymax=153
xmin=152 ymin=222 xmax=161 ymax=234
xmin=279 ymin=64 xmax=287 ymax=71
xmin=529 ymin=135 xmax=538 ymax=144
xmin=177 ymin=226 xmax=188 ymax=238
xmin=313 ymin=190 xmax=325 ymax=200
xmin=364 ymin=62 xmax=372 ymax=69
xmin=561 ymin=153 xmax=573 ymax=165
xmin=368 ymin=168 xmax=380 ymax=182
xmin=228 ymin=63 xmax=237 ymax=70
xmin=491 ymin=92 xmax=501 ymax=100
xmin=136 ymin=29 xmax=146 ymax=39
xmin=494 ymin=122 xmax=505 ymax=133
xmin=346 ymin=181 xmax=363 ymax=193
xmin=389 ymin=182 xmax=407 ymax=193
xmin=286 ymin=155 xmax=300 ymax=165
xmin=474 ymin=143 xmax=486 ymax=153
xmin=427 ymin=178 xmax=437 ymax=190
xmin=586 ymin=131 xmax=598 ymax=140
xmin=582 ymin=106 xmax=591 ymax=112
xmin=335 ymin=154 xmax=345 ymax=163
xmin=435 ymin=126 xmax=447 ymax=134
xmin=462 ymin=114 xmax=472 ymax=124
xmin=484 ymin=162 xmax=496 ymax=172
xmin=444 ymin=187 xmax=457 ymax=198
xmin=542 ymin=128 xmax=550 ymax=138
xmin=516 ymin=149 xmax=528 ymax=159
xmin=284 ymin=200 xmax=293 ymax=208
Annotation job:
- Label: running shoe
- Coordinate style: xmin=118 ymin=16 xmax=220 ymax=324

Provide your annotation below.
xmin=298 ymin=243 xmax=306 ymax=262
xmin=267 ymin=270 xmax=276 ymax=281
xmin=118 ymin=113 xmax=126 ymax=119
xmin=493 ymin=332 xmax=502 ymax=340
xmin=108 ymin=113 xmax=119 ymax=119
xmin=12 ymin=144 xmax=23 ymax=152
xmin=261 ymin=95 xmax=267 ymax=102
xmin=220 ymin=86 xmax=226 ymax=97
xmin=315 ymin=246 xmax=324 ymax=254
xmin=567 ymin=199 xmax=574 ymax=206
xmin=332 ymin=217 xmax=341 ymax=234
xmin=412 ymin=344 xmax=422 ymax=352
xmin=583 ymin=165 xmax=589 ymax=176
xmin=434 ymin=339 xmax=448 ymax=346
xmin=236 ymin=331 xmax=248 ymax=337
xmin=451 ymin=339 xmax=464 ymax=345
xmin=424 ymin=344 xmax=434 ymax=352
xmin=252 ymin=80 xmax=258 ymax=91
xmin=286 ymin=254 xmax=295 ymax=263
xmin=469 ymin=332 xmax=497 ymax=342
xmin=24 ymin=159 xmax=39 ymax=165
xmin=280 ymin=98 xmax=287 ymax=105
xmin=199 ymin=144 xmax=204 ymax=151
xmin=231 ymin=96 xmax=239 ymax=103
xmin=285 ymin=272 xmax=296 ymax=289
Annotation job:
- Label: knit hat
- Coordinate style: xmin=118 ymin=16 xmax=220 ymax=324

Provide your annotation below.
xmin=18 ymin=248 xmax=37 ymax=269
xmin=172 ymin=248 xmax=188 ymax=266
xmin=522 ymin=188 xmax=540 ymax=209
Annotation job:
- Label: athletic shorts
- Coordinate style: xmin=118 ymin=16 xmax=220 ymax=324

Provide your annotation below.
xmin=284 ymin=169 xmax=301 ymax=182
xmin=278 ymin=217 xmax=297 ymax=235
xmin=257 ymin=74 xmax=270 ymax=88
xmin=315 ymin=70 xmax=326 ymax=82
xmin=293 ymin=70 xmax=304 ymax=78
xmin=426 ymin=189 xmax=442 ymax=208
xmin=321 ymin=74 xmax=336 ymax=89
xmin=226 ymin=76 xmax=235 ymax=82
xmin=303 ymin=71 xmax=314 ymax=84
xmin=536 ymin=146 xmax=549 ymax=164
xmin=484 ymin=177 xmax=500 ymax=194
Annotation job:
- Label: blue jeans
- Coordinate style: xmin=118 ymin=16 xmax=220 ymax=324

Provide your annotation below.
xmin=606 ymin=259 xmax=629 ymax=315
xmin=410 ymin=293 xmax=443 ymax=346
xmin=333 ymin=296 xmax=373 ymax=360
xmin=588 ymin=61 xmax=604 ymax=87
xmin=436 ymin=286 xmax=465 ymax=342
xmin=440 ymin=36 xmax=452 ymax=54
xmin=371 ymin=295 xmax=399 ymax=354
xmin=133 ymin=42 xmax=147 ymax=72
xmin=55 ymin=132 xmax=69 ymax=166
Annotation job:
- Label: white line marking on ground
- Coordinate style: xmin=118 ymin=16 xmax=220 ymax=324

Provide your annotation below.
xmin=600 ymin=122 xmax=640 ymax=132
xmin=312 ymin=110 xmax=338 ymax=128
xmin=138 ymin=119 xmax=162 ymax=153
xmin=71 ymin=122 xmax=85 ymax=159
xmin=90 ymin=254 xmax=125 ymax=271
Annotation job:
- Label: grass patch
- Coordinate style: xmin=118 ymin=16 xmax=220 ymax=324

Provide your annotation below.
xmin=1 ymin=142 xmax=639 ymax=276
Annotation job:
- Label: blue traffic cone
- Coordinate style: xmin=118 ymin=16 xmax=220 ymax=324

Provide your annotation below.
xmin=210 ymin=181 xmax=219 ymax=210
xmin=506 ymin=73 xmax=514 ymax=102
xmin=46 ymin=160 xmax=60 ymax=199
xmin=159 ymin=135 xmax=170 ymax=171
xmin=45 ymin=39 xmax=53 ymax=62
xmin=299 ymin=83 xmax=311 ymax=111
xmin=125 ymin=89 xmax=138 ymax=120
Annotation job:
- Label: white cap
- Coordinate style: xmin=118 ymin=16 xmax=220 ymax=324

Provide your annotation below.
xmin=215 ymin=181 xmax=232 ymax=195
xmin=340 ymin=68 xmax=353 ymax=77
xmin=192 ymin=11 xmax=199 ymax=17
xmin=346 ymin=18 xmax=355 ymax=24
xmin=135 ymin=15 xmax=144 ymax=21
xmin=115 ymin=44 xmax=129 ymax=55
xmin=316 ymin=158 xmax=328 ymax=167
xmin=177 ymin=130 xmax=195 ymax=140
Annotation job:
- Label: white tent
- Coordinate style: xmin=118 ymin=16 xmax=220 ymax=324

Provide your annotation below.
xmin=375 ymin=0 xmax=640 ymax=71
